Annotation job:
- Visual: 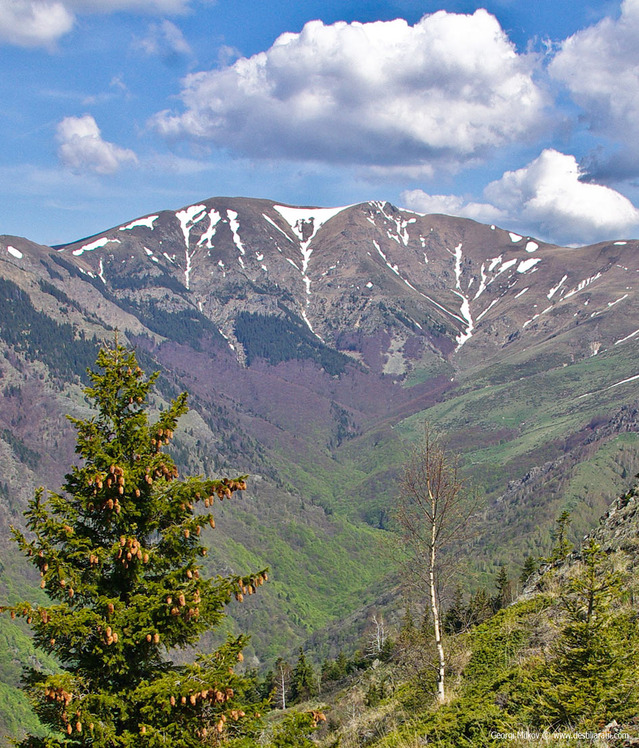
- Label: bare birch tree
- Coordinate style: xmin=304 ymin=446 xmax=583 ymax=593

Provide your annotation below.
xmin=274 ymin=658 xmax=291 ymax=710
xmin=367 ymin=614 xmax=387 ymax=658
xmin=394 ymin=427 xmax=477 ymax=703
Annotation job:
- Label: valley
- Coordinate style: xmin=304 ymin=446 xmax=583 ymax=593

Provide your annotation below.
xmin=1 ymin=197 xmax=639 ymax=742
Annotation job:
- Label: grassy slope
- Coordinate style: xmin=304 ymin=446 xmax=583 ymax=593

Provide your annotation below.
xmin=0 ymin=552 xmax=57 ymax=747
xmin=324 ymin=339 xmax=639 ymax=575
xmin=308 ymin=518 xmax=639 ymax=748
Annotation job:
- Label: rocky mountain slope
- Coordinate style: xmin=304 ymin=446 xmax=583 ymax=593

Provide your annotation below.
xmin=49 ymin=198 xmax=639 ymax=372
xmin=1 ymin=197 xmax=639 ymax=737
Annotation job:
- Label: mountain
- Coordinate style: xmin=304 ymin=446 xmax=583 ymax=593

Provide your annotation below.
xmin=47 ymin=197 xmax=639 ymax=368
xmin=1 ymin=197 xmax=639 ymax=738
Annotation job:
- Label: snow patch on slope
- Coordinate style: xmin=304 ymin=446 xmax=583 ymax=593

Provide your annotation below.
xmin=273 ymin=204 xmax=350 ymax=303
xmin=615 ymin=329 xmax=639 ymax=345
xmin=176 ymin=204 xmax=206 ymax=289
xmin=451 ymin=242 xmax=474 ymax=349
xmin=263 ymin=213 xmax=294 ymax=243
xmin=548 ymin=275 xmax=568 ymax=300
xmin=564 ymin=273 xmax=602 ymax=299
xmin=227 ymin=210 xmax=246 ymax=269
xmin=496 ymin=258 xmax=517 ymax=276
xmin=273 ymin=204 xmax=350 ymax=243
xmin=517 ymin=257 xmax=540 ymax=273
xmin=120 ymin=215 xmax=158 ymax=231
xmin=198 ymin=209 xmax=222 ymax=249
xmin=73 ymin=236 xmax=121 ymax=256
xmin=371 ymin=201 xmax=411 ymax=245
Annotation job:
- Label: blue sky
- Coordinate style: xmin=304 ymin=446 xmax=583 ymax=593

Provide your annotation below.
xmin=2 ymin=0 xmax=639 ymax=246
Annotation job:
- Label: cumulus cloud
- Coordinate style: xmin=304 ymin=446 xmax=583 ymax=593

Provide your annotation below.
xmin=550 ymin=0 xmax=639 ymax=180
xmin=152 ymin=10 xmax=547 ymax=172
xmin=401 ymin=190 xmax=506 ymax=224
xmin=485 ymin=149 xmax=639 ymax=243
xmin=0 ymin=0 xmax=189 ymax=47
xmin=0 ymin=0 xmax=74 ymax=48
xmin=56 ymin=115 xmax=137 ymax=174
xmin=403 ymin=150 xmax=639 ymax=245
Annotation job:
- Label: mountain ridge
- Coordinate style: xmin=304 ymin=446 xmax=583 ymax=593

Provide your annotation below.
xmin=31 ymin=196 xmax=639 ymax=377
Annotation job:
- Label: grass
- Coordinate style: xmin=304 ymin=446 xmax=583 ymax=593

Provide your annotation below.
xmin=398 ymin=344 xmax=639 ymax=474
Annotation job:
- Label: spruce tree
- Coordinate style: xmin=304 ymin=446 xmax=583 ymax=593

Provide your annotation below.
xmin=467 ymin=587 xmax=492 ymax=626
xmin=443 ymin=584 xmax=465 ymax=634
xmin=548 ymin=510 xmax=573 ymax=562
xmin=534 ymin=539 xmax=638 ymax=728
xmin=289 ymin=648 xmax=317 ymax=704
xmin=493 ymin=564 xmax=512 ymax=611
xmin=519 ymin=555 xmax=538 ymax=587
xmin=334 ymin=650 xmax=349 ymax=679
xmin=269 ymin=711 xmax=324 ymax=748
xmin=2 ymin=343 xmax=268 ymax=746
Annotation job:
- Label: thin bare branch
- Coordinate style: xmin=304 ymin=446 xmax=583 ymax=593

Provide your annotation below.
xmin=393 ymin=425 xmax=480 ymax=703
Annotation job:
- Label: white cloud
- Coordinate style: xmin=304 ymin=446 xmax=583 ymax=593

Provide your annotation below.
xmin=65 ymin=0 xmax=189 ymax=10
xmin=136 ymin=19 xmax=192 ymax=59
xmin=403 ymin=150 xmax=639 ymax=245
xmin=0 ymin=0 xmax=74 ymax=48
xmin=152 ymin=10 xmax=547 ymax=172
xmin=401 ymin=190 xmax=506 ymax=224
xmin=485 ymin=149 xmax=639 ymax=243
xmin=56 ymin=115 xmax=137 ymax=174
xmin=0 ymin=0 xmax=189 ymax=47
xmin=550 ymin=0 xmax=639 ymax=179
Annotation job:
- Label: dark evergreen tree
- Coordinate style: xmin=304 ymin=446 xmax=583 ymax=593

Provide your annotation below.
xmin=320 ymin=651 xmax=348 ymax=687
xmin=2 ymin=343 xmax=268 ymax=746
xmin=269 ymin=711 xmax=325 ymax=748
xmin=443 ymin=584 xmax=466 ymax=634
xmin=334 ymin=650 xmax=349 ymax=678
xmin=379 ymin=636 xmax=395 ymax=662
xmin=466 ymin=587 xmax=492 ymax=626
xmin=259 ymin=669 xmax=277 ymax=703
xmin=492 ymin=564 xmax=512 ymax=611
xmin=320 ymin=659 xmax=333 ymax=688
xmin=519 ymin=555 xmax=538 ymax=587
xmin=364 ymin=680 xmax=385 ymax=708
xmin=289 ymin=648 xmax=317 ymax=704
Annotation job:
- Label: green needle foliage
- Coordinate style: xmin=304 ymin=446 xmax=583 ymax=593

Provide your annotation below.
xmin=548 ymin=510 xmax=573 ymax=563
xmin=533 ymin=539 xmax=638 ymax=729
xmin=270 ymin=711 xmax=324 ymax=748
xmin=289 ymin=649 xmax=317 ymax=705
xmin=2 ymin=343 xmax=268 ymax=746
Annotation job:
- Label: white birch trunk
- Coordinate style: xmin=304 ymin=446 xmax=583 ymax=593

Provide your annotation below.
xmin=429 ymin=508 xmax=446 ymax=702
xmin=278 ymin=666 xmax=287 ymax=710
